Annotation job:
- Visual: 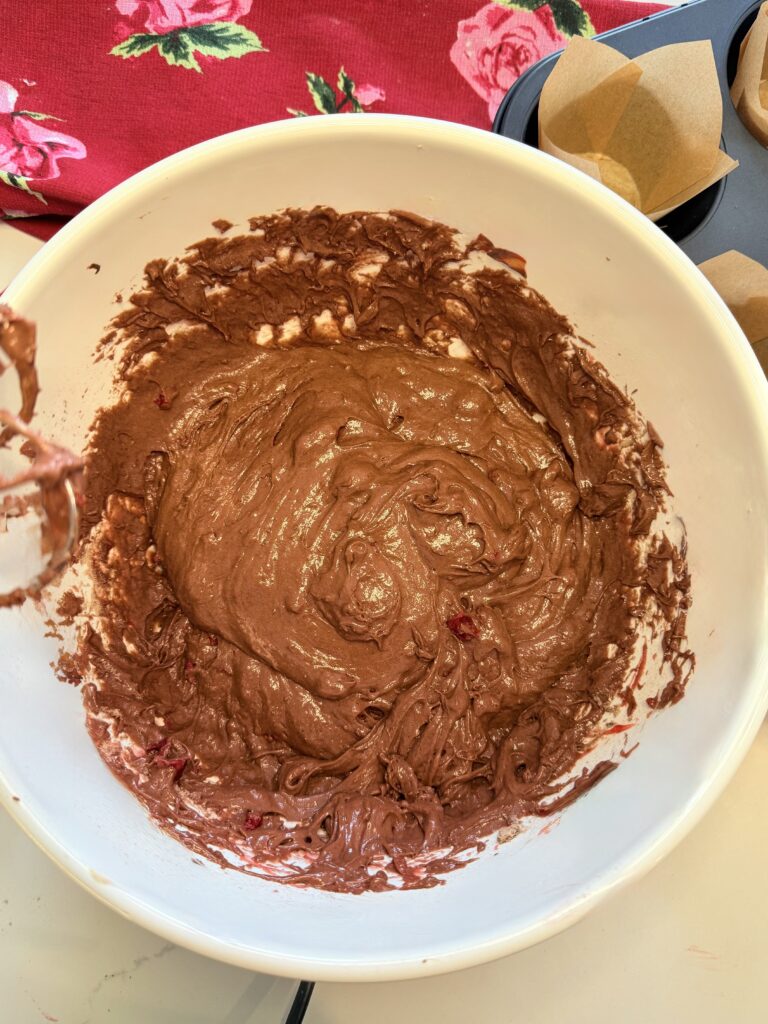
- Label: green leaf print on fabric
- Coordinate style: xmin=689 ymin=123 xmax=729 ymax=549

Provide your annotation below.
xmin=306 ymin=72 xmax=338 ymax=114
xmin=496 ymin=0 xmax=594 ymax=37
xmin=338 ymin=68 xmax=363 ymax=113
xmin=0 ymin=170 xmax=46 ymax=205
xmin=111 ymin=21 xmax=267 ymax=72
xmin=14 ymin=111 xmax=64 ymax=122
xmin=111 ymin=32 xmax=161 ymax=60
xmin=182 ymin=22 xmax=267 ymax=58
xmin=289 ymin=68 xmax=385 ymax=117
xmin=158 ymin=30 xmax=199 ymax=70
xmin=547 ymin=0 xmax=593 ymax=36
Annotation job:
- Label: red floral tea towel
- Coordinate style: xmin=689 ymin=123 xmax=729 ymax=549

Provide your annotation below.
xmin=0 ymin=0 xmax=666 ymax=239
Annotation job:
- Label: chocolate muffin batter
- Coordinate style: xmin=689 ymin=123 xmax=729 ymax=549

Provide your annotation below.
xmin=70 ymin=208 xmax=692 ymax=892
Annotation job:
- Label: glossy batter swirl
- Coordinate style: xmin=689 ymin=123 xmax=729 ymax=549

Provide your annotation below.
xmin=71 ymin=209 xmax=692 ymax=892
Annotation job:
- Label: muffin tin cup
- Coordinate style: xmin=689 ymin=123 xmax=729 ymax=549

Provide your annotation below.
xmin=493 ymin=0 xmax=768 ymax=265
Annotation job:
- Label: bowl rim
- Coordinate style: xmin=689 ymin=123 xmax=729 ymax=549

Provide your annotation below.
xmin=2 ymin=113 xmax=768 ymax=982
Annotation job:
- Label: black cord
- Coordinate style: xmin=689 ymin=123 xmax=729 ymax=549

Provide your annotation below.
xmin=284 ymin=980 xmax=315 ymax=1024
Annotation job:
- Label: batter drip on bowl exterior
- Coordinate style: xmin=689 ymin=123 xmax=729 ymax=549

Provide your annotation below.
xmin=68 ymin=208 xmax=693 ymax=893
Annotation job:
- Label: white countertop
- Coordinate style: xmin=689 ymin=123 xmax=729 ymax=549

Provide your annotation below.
xmin=2 ymin=220 xmax=765 ymax=1023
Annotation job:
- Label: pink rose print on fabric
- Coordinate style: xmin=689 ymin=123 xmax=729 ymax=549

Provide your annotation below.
xmin=354 ymin=84 xmax=386 ymax=107
xmin=115 ymin=0 xmax=252 ymax=36
xmin=288 ymin=68 xmax=386 ymax=117
xmin=0 ymin=80 xmax=86 ymax=204
xmin=111 ymin=0 xmax=267 ymax=73
xmin=451 ymin=2 xmax=570 ymax=122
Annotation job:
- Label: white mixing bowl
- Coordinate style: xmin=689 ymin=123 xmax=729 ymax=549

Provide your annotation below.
xmin=1 ymin=115 xmax=767 ymax=981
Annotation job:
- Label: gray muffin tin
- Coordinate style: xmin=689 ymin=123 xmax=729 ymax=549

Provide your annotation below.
xmin=493 ymin=0 xmax=768 ymax=265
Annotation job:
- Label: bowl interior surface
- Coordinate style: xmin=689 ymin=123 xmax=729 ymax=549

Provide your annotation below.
xmin=1 ymin=116 xmax=767 ymax=981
